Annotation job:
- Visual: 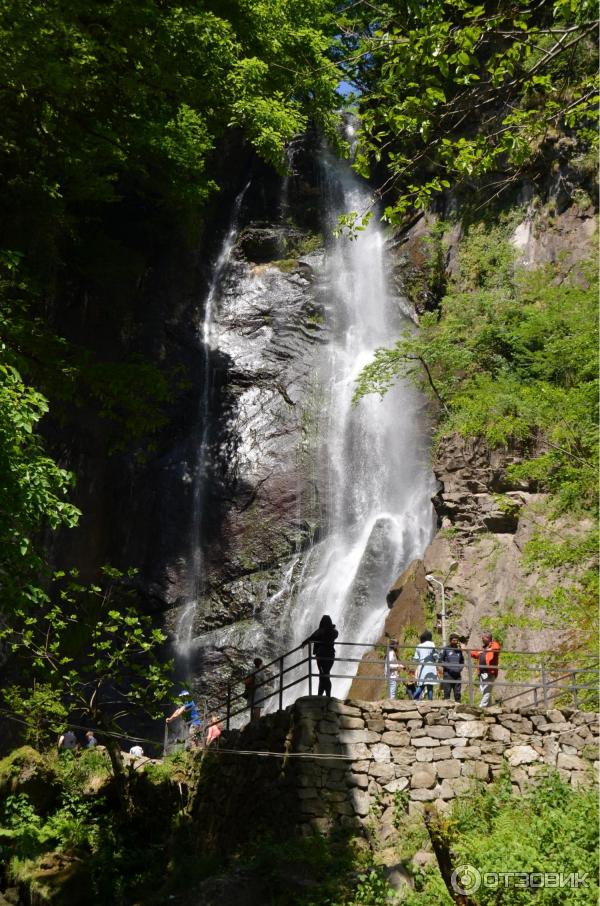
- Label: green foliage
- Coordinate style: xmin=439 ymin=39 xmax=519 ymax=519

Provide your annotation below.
xmin=54 ymin=747 xmax=112 ymax=790
xmin=2 ymin=567 xmax=172 ymax=762
xmin=520 ymin=525 xmax=598 ymax=687
xmin=144 ymin=749 xmax=189 ymax=785
xmin=355 ymin=234 xmax=598 ymax=516
xmin=289 ymin=233 xmax=325 ymax=256
xmin=339 ymin=0 xmax=598 ymax=220
xmin=402 ymin=771 xmax=599 ymax=905
xmin=0 ymin=357 xmax=81 ymax=615
xmin=329 ymin=869 xmax=398 ymax=905
xmin=3 ymin=684 xmax=68 ymax=749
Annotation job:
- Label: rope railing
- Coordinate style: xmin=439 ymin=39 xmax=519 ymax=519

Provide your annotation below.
xmin=194 ymin=641 xmax=599 ymax=739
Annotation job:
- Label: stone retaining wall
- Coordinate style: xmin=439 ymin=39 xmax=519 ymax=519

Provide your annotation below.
xmin=194 ymin=698 xmax=598 ymax=846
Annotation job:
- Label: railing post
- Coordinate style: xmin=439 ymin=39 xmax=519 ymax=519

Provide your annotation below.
xmin=571 ymin=671 xmax=578 ymax=709
xmin=541 ymin=664 xmax=549 ymax=708
xmin=308 ymin=648 xmax=313 ymax=696
xmin=466 ymin=653 xmax=474 ymax=705
xmin=279 ymin=655 xmax=284 ymax=711
xmin=226 ymin=683 xmax=231 ymax=731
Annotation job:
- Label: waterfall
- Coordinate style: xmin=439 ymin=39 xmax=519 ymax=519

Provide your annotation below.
xmin=175 ymin=183 xmax=250 ymax=673
xmin=282 ymin=143 xmax=435 ymax=700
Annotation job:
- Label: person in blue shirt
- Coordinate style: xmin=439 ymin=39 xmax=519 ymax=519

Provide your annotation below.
xmin=166 ymin=690 xmax=203 ymax=746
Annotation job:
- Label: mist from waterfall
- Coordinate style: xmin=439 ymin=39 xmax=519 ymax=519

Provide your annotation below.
xmin=283 ymin=143 xmax=435 ymax=700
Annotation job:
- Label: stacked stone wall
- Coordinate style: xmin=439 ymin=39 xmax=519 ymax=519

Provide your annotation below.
xmin=201 ymin=698 xmax=598 ymax=842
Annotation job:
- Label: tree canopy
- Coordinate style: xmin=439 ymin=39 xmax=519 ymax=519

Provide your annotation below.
xmin=336 ymin=0 xmax=598 ymax=221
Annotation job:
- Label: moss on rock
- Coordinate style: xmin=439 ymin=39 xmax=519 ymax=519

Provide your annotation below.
xmin=0 ymin=747 xmax=59 ymax=814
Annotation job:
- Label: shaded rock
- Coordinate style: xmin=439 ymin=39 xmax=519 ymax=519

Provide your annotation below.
xmin=349 ymin=559 xmax=428 ymax=701
xmin=24 ymin=852 xmax=90 ymax=906
xmin=0 ymin=747 xmax=59 ymax=814
xmin=345 ymin=517 xmax=402 ymax=614
xmin=236 ymin=225 xmax=285 ymax=262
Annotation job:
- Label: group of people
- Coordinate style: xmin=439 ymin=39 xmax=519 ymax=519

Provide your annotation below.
xmin=164 ymin=622 xmax=499 ymax=746
xmin=57 ymin=729 xmax=98 ymax=751
xmin=385 ymin=630 xmax=501 ymax=708
xmin=57 ymin=728 xmax=147 ymax=758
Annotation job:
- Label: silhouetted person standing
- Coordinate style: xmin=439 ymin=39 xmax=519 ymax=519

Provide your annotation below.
xmin=303 ymin=615 xmax=338 ymax=697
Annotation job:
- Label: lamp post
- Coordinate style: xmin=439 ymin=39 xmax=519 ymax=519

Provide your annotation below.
xmin=425 ymin=574 xmax=446 ymax=646
xmin=425 ymin=562 xmax=458 ymax=646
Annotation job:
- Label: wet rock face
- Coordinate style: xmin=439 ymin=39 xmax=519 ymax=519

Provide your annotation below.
xmin=160 ymin=240 xmax=330 ymax=695
xmin=197 ymin=250 xmax=327 ymax=618
xmin=345 ymin=517 xmax=403 ymax=615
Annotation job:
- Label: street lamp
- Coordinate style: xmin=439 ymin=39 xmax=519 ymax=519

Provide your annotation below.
xmin=425 ymin=562 xmax=458 ymax=647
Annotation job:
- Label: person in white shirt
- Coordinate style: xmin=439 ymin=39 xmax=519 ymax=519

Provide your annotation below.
xmin=385 ymin=640 xmax=405 ymax=699
xmin=412 ymin=630 xmax=438 ymax=701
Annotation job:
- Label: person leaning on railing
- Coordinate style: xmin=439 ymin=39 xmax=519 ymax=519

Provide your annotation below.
xmin=463 ymin=631 xmax=501 ymax=708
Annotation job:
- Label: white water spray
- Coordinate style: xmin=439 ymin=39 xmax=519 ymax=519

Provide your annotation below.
xmin=284 ymin=145 xmax=435 ymax=699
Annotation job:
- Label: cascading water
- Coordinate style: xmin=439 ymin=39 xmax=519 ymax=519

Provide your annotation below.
xmin=170 ymin=132 xmax=434 ymax=707
xmin=175 ymin=183 xmax=250 ymax=676
xmin=282 ymin=139 xmax=435 ymax=699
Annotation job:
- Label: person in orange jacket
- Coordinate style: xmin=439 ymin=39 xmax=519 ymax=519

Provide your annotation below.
xmin=462 ymin=631 xmax=501 ymax=707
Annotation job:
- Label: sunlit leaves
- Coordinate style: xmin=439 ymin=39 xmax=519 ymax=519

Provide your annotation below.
xmin=355 ymin=228 xmax=598 ymax=514
xmin=3 ymin=568 xmax=173 ymax=746
xmin=343 ymin=0 xmax=597 ymax=221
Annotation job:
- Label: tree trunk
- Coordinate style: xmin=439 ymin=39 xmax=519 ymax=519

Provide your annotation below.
xmin=103 ymin=731 xmax=133 ymax=815
xmin=424 ymin=806 xmax=479 ymax=906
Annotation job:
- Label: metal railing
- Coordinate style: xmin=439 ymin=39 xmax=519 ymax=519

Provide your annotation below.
xmin=200 ymin=641 xmax=599 ymax=733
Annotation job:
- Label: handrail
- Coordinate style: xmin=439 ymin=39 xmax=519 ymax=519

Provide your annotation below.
xmin=166 ymin=640 xmax=598 ymax=748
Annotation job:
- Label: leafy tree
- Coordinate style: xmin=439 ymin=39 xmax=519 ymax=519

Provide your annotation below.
xmin=0 ymin=357 xmax=81 ymax=616
xmin=3 ymin=567 xmax=172 ymax=808
xmin=337 ymin=0 xmax=598 ymax=221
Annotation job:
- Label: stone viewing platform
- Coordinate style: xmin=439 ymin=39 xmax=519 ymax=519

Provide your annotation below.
xmin=201 ymin=698 xmax=599 ymax=841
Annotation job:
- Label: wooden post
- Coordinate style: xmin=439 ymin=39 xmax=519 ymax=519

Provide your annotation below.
xmin=571 ymin=671 xmax=579 ymax=709
xmin=226 ymin=683 xmax=231 ymax=731
xmin=279 ymin=656 xmax=284 ymax=711
xmin=308 ymin=649 xmax=313 ymax=696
